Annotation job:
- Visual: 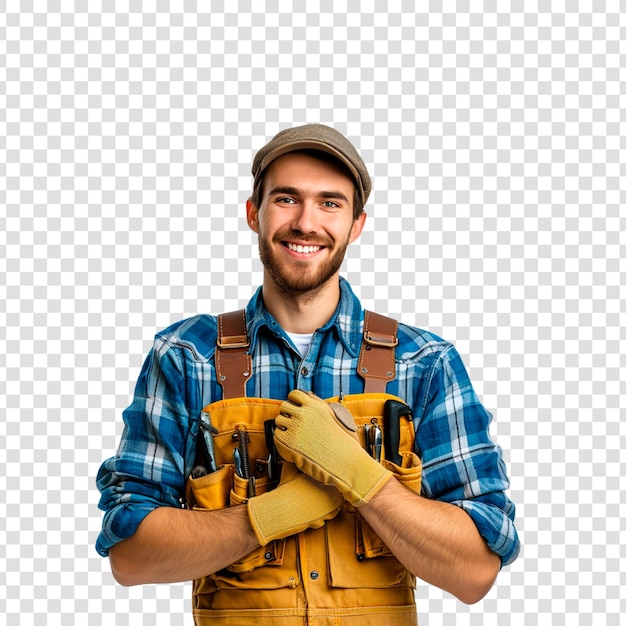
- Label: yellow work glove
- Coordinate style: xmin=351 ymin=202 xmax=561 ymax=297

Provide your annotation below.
xmin=274 ymin=390 xmax=392 ymax=506
xmin=246 ymin=462 xmax=343 ymax=546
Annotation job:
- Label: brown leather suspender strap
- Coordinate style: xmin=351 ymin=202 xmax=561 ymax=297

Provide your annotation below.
xmin=216 ymin=309 xmax=252 ymax=399
xmin=358 ymin=310 xmax=398 ymax=393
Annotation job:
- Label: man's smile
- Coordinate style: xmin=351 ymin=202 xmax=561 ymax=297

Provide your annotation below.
xmin=284 ymin=242 xmax=324 ymax=255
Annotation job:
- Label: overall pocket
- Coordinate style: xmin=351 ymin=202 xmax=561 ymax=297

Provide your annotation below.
xmin=326 ymin=505 xmax=407 ymax=589
xmin=186 ymin=464 xmax=234 ymax=511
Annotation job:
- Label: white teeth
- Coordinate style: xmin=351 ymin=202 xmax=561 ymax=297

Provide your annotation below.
xmin=287 ymin=243 xmax=321 ymax=254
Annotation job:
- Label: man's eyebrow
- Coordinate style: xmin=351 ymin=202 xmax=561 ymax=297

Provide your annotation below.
xmin=267 ymin=186 xmax=301 ymax=197
xmin=318 ymin=190 xmax=350 ymax=203
xmin=267 ymin=186 xmax=350 ymax=203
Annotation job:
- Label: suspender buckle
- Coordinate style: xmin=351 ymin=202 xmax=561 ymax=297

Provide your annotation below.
xmin=363 ymin=331 xmax=398 ymax=348
xmin=217 ymin=336 xmax=249 ymax=349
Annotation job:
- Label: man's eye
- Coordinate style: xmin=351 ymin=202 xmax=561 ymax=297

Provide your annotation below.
xmin=322 ymin=201 xmax=339 ymax=208
xmin=277 ymin=197 xmax=295 ymax=204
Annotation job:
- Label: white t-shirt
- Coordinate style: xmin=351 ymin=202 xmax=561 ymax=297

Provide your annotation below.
xmin=286 ymin=331 xmax=314 ymax=357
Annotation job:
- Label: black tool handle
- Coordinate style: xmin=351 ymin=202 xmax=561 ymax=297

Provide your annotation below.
xmin=383 ymin=399 xmax=413 ymax=466
xmin=264 ymin=419 xmax=282 ymax=486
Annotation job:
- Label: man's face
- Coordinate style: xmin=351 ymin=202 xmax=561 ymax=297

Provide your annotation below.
xmin=247 ymin=152 xmax=366 ymax=297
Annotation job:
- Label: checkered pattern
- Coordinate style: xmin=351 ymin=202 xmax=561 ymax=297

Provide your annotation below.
xmin=1 ymin=3 xmax=624 ymax=625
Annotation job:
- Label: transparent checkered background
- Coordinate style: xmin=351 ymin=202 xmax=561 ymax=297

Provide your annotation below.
xmin=1 ymin=2 xmax=624 ymax=624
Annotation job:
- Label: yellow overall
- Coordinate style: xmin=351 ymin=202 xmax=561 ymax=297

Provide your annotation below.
xmin=184 ymin=310 xmax=422 ymax=625
xmin=185 ymin=394 xmax=422 ymax=626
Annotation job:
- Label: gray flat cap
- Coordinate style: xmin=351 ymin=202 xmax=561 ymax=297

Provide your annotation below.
xmin=251 ymin=124 xmax=371 ymax=207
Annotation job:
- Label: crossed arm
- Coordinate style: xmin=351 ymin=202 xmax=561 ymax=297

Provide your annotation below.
xmin=109 ymin=391 xmax=502 ymax=603
xmin=110 ymin=475 xmax=498 ymax=604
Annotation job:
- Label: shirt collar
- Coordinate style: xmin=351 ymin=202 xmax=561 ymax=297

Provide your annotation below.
xmin=245 ymin=276 xmax=363 ymax=357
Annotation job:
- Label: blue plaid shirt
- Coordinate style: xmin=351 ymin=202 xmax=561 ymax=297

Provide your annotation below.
xmin=96 ymin=278 xmax=520 ymax=566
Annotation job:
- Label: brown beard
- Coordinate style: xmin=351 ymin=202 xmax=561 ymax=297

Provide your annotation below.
xmin=258 ymin=229 xmax=350 ymax=298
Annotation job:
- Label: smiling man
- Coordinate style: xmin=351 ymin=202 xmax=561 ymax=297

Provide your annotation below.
xmin=96 ymin=124 xmax=520 ymax=625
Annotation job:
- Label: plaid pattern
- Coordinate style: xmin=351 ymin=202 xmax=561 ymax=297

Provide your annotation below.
xmin=96 ymin=278 xmax=520 ymax=565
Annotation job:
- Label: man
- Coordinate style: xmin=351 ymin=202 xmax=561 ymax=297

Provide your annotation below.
xmin=97 ymin=124 xmax=519 ymax=624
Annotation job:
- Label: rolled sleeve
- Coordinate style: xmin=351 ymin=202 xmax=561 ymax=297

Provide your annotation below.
xmin=417 ymin=345 xmax=520 ymax=566
xmin=95 ymin=465 xmax=167 ymax=556
xmin=96 ymin=336 xmax=198 ymax=556
xmin=455 ymin=498 xmax=520 ymax=566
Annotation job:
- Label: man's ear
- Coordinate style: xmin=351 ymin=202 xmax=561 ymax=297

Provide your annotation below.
xmin=246 ymin=198 xmax=259 ymax=233
xmin=348 ymin=212 xmax=367 ymax=244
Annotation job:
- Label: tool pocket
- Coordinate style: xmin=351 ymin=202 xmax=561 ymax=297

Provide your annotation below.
xmin=382 ymin=452 xmax=422 ymax=492
xmin=185 ymin=464 xmax=234 ymax=511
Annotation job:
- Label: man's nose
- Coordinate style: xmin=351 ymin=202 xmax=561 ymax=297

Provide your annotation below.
xmin=290 ymin=201 xmax=318 ymax=234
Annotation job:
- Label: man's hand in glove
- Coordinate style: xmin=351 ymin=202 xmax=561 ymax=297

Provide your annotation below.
xmin=274 ymin=390 xmax=392 ymax=506
xmin=246 ymin=462 xmax=343 ymax=546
